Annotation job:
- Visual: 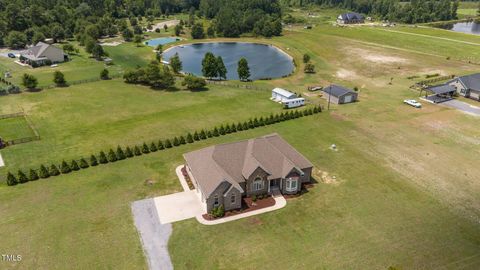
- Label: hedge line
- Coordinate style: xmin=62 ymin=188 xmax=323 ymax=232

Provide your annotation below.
xmin=4 ymin=106 xmax=322 ymax=186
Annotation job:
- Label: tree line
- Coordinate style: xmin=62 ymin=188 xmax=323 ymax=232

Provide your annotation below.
xmin=281 ymin=0 xmax=461 ymax=24
xmin=0 ymin=0 xmax=283 ymax=48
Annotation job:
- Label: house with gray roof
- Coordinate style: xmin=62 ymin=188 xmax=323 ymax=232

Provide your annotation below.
xmin=337 ymin=12 xmax=365 ymax=24
xmin=183 ymin=133 xmax=313 ymax=213
xmin=447 ymin=73 xmax=480 ymax=101
xmin=322 ymin=84 xmax=358 ymax=104
xmin=20 ymin=42 xmax=66 ymax=67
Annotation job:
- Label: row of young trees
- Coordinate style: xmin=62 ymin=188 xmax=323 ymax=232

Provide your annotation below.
xmin=19 ymin=69 xmax=111 ymax=91
xmin=5 ymin=105 xmax=322 ymax=186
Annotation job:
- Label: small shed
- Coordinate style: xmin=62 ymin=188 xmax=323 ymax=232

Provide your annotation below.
xmin=271 ymin=88 xmax=297 ymax=102
xmin=322 ymin=85 xmax=358 ymax=104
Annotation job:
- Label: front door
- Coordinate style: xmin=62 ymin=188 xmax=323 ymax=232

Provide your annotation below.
xmin=270 ymin=179 xmax=279 ymax=187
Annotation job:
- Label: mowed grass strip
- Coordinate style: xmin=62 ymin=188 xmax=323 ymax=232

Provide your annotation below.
xmin=0 ymin=116 xmax=36 ymax=141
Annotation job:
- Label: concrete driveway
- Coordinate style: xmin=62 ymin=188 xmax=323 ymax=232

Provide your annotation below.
xmin=154 ymin=190 xmax=204 ymax=224
xmin=442 ymin=100 xmax=480 ymax=116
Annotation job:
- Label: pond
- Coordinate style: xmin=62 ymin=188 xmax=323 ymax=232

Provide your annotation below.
xmin=435 ymin=21 xmax=480 ymax=35
xmin=145 ymin=37 xmax=180 ymax=47
xmin=162 ymin=42 xmax=295 ymax=80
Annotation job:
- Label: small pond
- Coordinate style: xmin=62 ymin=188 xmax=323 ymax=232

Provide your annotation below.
xmin=435 ymin=21 xmax=480 ymax=35
xmin=162 ymin=42 xmax=295 ymax=80
xmin=145 ymin=37 xmax=180 ymax=47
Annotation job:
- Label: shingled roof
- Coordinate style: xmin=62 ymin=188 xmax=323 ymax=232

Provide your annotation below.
xmin=183 ymin=133 xmax=313 ymax=197
xmin=452 ymin=73 xmax=480 ymax=91
xmin=338 ymin=12 xmax=364 ymax=21
xmin=323 ymin=84 xmax=355 ymax=97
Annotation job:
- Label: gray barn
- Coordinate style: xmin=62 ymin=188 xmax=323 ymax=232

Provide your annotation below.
xmin=322 ymin=85 xmax=358 ymax=104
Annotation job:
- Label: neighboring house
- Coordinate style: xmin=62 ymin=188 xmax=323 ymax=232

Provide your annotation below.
xmin=19 ymin=42 xmax=66 ymax=67
xmin=272 ymin=88 xmax=297 ymax=102
xmin=447 ymin=73 xmax=480 ymax=101
xmin=183 ymin=133 xmax=313 ymax=213
xmin=322 ymin=85 xmax=358 ymax=104
xmin=337 ymin=12 xmax=365 ymax=24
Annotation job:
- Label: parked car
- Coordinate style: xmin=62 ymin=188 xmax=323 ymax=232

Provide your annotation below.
xmin=404 ymin=99 xmax=422 ymax=108
xmin=7 ymin=53 xmax=15 ymax=58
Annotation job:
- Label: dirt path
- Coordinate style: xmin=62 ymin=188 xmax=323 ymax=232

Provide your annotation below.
xmin=376 ymin=28 xmax=480 ymax=47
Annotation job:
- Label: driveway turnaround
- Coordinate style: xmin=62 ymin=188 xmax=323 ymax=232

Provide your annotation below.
xmin=154 ymin=190 xmax=205 ymax=224
xmin=131 ymin=199 xmax=173 ymax=270
xmin=0 ymin=152 xmax=4 ymax=167
xmin=441 ymin=100 xmax=480 ymax=116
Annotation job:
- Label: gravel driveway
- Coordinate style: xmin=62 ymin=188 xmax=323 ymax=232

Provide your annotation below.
xmin=441 ymin=100 xmax=480 ymax=116
xmin=131 ymin=199 xmax=173 ymax=270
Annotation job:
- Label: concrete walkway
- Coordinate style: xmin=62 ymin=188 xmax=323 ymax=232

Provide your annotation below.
xmin=0 ymin=152 xmax=4 ymax=167
xmin=175 ymin=165 xmax=190 ymax=192
xmin=131 ymin=198 xmax=173 ymax=270
xmin=441 ymin=100 xmax=480 ymax=117
xmin=196 ymin=191 xmax=287 ymax=225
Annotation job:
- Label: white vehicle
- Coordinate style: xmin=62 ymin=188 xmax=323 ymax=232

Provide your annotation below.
xmin=404 ymin=99 xmax=422 ymax=108
xmin=282 ymin=98 xmax=305 ymax=109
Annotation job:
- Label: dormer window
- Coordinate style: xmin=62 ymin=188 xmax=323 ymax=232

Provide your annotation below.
xmin=252 ymin=177 xmax=264 ymax=191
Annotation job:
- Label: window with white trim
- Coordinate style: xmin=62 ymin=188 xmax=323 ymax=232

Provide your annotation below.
xmin=213 ymin=195 xmax=219 ymax=206
xmin=231 ymin=193 xmax=236 ymax=204
xmin=252 ymin=177 xmax=264 ymax=191
xmin=286 ymin=178 xmax=298 ymax=192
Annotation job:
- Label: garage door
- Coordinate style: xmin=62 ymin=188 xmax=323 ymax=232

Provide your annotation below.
xmin=344 ymin=95 xmax=353 ymax=103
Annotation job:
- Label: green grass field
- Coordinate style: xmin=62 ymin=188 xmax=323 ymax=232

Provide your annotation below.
xmin=0 ymin=116 xmax=35 ymax=141
xmin=1 ymin=10 xmax=480 ymax=270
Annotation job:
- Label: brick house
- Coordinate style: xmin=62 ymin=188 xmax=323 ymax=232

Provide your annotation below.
xmin=183 ymin=133 xmax=313 ymax=213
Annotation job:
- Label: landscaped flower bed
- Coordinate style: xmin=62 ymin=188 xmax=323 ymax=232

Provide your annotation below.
xmin=202 ymin=195 xmax=276 ymax=220
xmin=181 ymin=165 xmax=195 ymax=190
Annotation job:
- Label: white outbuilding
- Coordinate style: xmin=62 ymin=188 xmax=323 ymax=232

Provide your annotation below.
xmin=271 ymin=88 xmax=297 ymax=102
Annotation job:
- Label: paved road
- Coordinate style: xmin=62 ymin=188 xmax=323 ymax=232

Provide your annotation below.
xmin=442 ymin=100 xmax=480 ymax=116
xmin=131 ymin=199 xmax=173 ymax=270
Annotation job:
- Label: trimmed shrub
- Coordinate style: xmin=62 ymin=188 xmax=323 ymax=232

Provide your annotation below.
xmin=253 ymin=118 xmax=260 ymax=127
xmin=71 ymin=160 xmax=80 ymax=171
xmin=39 ymin=165 xmax=50 ymax=178
xmin=18 ymin=170 xmax=28 ymax=183
xmin=90 ymin=155 xmax=99 ymax=166
xmin=99 ymin=151 xmax=108 ymax=164
xmin=193 ymin=131 xmax=200 ymax=141
xmin=117 ymin=146 xmax=126 ymax=160
xmin=149 ymin=142 xmax=158 ymax=152
xmin=242 ymin=122 xmax=248 ymax=130
xmin=125 ymin=147 xmax=134 ymax=158
xmin=219 ymin=125 xmax=226 ymax=135
xmin=248 ymin=120 xmax=254 ymax=129
xmin=49 ymin=164 xmax=60 ymax=176
xmin=259 ymin=117 xmax=265 ymax=126
xmin=6 ymin=172 xmax=17 ymax=186
xmin=165 ymin=139 xmax=173 ymax=148
xmin=157 ymin=141 xmax=164 ymax=150
xmin=142 ymin=143 xmax=150 ymax=154
xmin=237 ymin=123 xmax=243 ymax=131
xmin=29 ymin=169 xmax=39 ymax=181
xmin=211 ymin=204 xmax=225 ymax=218
xmin=108 ymin=149 xmax=117 ymax=162
xmin=79 ymin=158 xmax=90 ymax=169
xmin=187 ymin=133 xmax=194 ymax=143
xmin=179 ymin=136 xmax=186 ymax=145
xmin=213 ymin=127 xmax=219 ymax=137
xmin=200 ymin=130 xmax=207 ymax=139
xmin=207 ymin=130 xmax=213 ymax=138
xmin=60 ymin=160 xmax=71 ymax=174
xmin=173 ymin=137 xmax=180 ymax=146
xmin=230 ymin=123 xmax=237 ymax=132
xmin=134 ymin=146 xmax=142 ymax=156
